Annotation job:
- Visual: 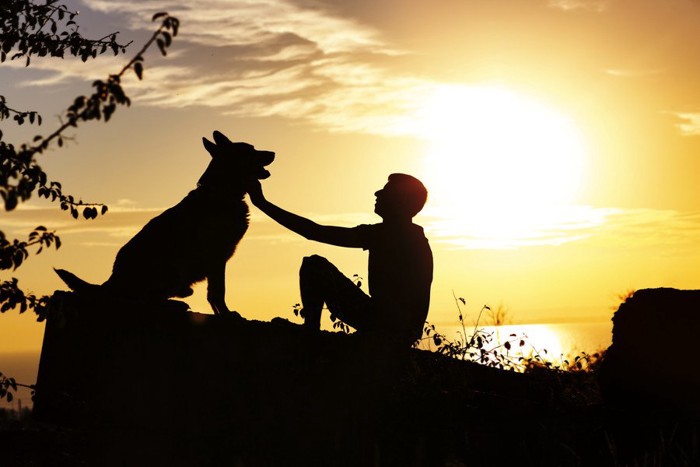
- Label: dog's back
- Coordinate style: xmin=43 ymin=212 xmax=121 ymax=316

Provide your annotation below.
xmin=106 ymin=188 xmax=250 ymax=299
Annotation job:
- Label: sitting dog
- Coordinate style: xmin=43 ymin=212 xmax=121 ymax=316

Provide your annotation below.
xmin=55 ymin=130 xmax=275 ymax=316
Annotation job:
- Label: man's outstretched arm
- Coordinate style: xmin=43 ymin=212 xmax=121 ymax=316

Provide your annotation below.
xmin=247 ymin=181 xmax=363 ymax=248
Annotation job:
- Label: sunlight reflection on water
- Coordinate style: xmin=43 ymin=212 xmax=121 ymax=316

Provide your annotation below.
xmin=421 ymin=321 xmax=612 ymax=361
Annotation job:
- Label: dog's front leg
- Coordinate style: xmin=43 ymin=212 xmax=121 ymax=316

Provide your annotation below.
xmin=207 ymin=263 xmax=240 ymax=318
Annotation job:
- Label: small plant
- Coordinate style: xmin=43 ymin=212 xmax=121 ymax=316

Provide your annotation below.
xmin=486 ymin=303 xmax=510 ymax=326
xmin=290 ymin=274 xmax=364 ymax=334
xmin=291 ymin=302 xmax=352 ymax=334
xmin=292 ymin=302 xmax=302 ymax=319
xmin=329 ymin=274 xmax=363 ymax=334
xmin=521 ymin=349 xmax=603 ymax=373
xmin=0 ymin=372 xmax=34 ymax=403
xmin=418 ymin=295 xmax=603 ymax=374
xmin=419 ymin=295 xmax=528 ymax=370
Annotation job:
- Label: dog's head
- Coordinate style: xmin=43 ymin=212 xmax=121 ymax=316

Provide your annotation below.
xmin=198 ymin=131 xmax=275 ymax=190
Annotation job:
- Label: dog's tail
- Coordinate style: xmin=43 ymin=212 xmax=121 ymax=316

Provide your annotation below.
xmin=54 ymin=268 xmax=100 ymax=294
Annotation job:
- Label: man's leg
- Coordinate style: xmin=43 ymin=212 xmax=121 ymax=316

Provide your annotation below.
xmin=299 ymin=255 xmax=371 ymax=331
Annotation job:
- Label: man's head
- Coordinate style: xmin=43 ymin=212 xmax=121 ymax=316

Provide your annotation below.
xmin=374 ymin=173 xmax=428 ymax=220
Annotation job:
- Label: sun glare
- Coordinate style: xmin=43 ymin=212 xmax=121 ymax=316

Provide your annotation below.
xmin=492 ymin=324 xmax=566 ymax=360
xmin=410 ymin=85 xmax=590 ymax=248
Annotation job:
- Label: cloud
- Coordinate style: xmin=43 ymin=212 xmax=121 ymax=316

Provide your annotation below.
xmin=423 ymin=205 xmax=700 ymax=250
xmin=424 ymin=204 xmax=614 ymax=250
xmin=547 ymin=0 xmax=608 ymax=12
xmin=604 ymin=68 xmax=664 ymax=78
xmin=84 ymin=0 xmax=394 ymax=54
xmin=9 ymin=0 xmax=432 ymax=136
xmin=668 ymin=112 xmax=700 ymax=136
xmin=5 ymin=202 xmax=164 ymax=241
xmin=6 ymin=200 xmax=379 ymax=249
xmin=9 ymin=199 xmax=700 ymax=253
xmin=590 ymin=208 xmax=700 ymax=248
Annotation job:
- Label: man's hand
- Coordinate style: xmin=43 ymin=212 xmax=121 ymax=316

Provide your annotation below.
xmin=244 ymin=179 xmax=362 ymax=247
xmin=246 ymin=179 xmax=265 ymax=206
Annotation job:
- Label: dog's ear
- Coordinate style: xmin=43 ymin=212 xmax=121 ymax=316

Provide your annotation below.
xmin=212 ymin=130 xmax=233 ymax=148
xmin=202 ymin=137 xmax=217 ymax=158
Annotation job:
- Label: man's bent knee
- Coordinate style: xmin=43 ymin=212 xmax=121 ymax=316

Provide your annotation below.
xmin=300 ymin=255 xmax=332 ymax=275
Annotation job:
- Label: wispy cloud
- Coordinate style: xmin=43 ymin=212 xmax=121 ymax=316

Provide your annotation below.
xmin=604 ymin=68 xmax=664 ymax=78
xmin=423 ymin=205 xmax=700 ymax=250
xmin=424 ymin=205 xmax=614 ymax=250
xmin=10 ymin=199 xmax=700 ymax=253
xmin=547 ymin=0 xmax=608 ymax=12
xmin=5 ymin=201 xmax=164 ymax=242
xmin=668 ymin=111 xmax=700 ymax=136
xmin=85 ymin=0 xmax=395 ymax=54
xmin=10 ymin=0 xmax=432 ymax=136
xmin=590 ymin=208 xmax=700 ymax=248
xmin=7 ymin=200 xmax=379 ymax=248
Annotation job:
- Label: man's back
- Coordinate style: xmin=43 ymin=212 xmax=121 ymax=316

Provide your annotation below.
xmin=355 ymin=222 xmax=433 ymax=344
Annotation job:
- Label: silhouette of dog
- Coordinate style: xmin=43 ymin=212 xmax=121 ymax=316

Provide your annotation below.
xmin=55 ymin=130 xmax=275 ymax=316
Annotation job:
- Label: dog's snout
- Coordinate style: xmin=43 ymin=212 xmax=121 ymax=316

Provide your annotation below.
xmin=259 ymin=151 xmax=275 ymax=166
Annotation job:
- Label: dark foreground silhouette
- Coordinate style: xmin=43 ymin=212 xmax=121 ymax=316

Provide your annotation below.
xmin=600 ymin=288 xmax=700 ymax=410
xmin=2 ymin=289 xmax=692 ymax=466
xmin=55 ymin=130 xmax=274 ymax=316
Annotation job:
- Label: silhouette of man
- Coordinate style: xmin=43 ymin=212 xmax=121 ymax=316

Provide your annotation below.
xmin=247 ymin=174 xmax=432 ymax=348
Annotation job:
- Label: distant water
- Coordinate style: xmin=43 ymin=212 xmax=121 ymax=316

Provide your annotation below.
xmin=420 ymin=321 xmax=613 ymax=360
xmin=0 ymin=352 xmax=40 ymax=410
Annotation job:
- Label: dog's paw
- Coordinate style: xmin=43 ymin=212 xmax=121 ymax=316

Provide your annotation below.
xmin=219 ymin=310 xmax=243 ymax=321
xmin=270 ymin=317 xmax=302 ymax=328
xmin=164 ymin=299 xmax=190 ymax=314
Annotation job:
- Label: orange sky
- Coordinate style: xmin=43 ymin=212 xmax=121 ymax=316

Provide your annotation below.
xmin=4 ymin=0 xmax=700 ymax=353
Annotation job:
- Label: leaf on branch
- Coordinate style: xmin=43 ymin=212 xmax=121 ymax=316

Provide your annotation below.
xmin=167 ymin=18 xmax=180 ymax=36
xmin=134 ymin=62 xmax=143 ymax=80
xmin=152 ymin=12 xmax=169 ymax=22
xmin=5 ymin=192 xmax=18 ymax=211
xmin=161 ymin=32 xmax=172 ymax=47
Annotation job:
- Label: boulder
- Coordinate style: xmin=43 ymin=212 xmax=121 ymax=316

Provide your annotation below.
xmin=599 ymin=288 xmax=700 ymax=414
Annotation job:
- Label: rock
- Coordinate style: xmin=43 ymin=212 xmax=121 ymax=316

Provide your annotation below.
xmin=33 ymin=291 xmax=600 ymax=466
xmin=599 ymin=288 xmax=700 ymax=415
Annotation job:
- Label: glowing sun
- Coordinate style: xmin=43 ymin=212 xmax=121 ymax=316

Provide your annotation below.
xmin=411 ymin=85 xmax=590 ymax=247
